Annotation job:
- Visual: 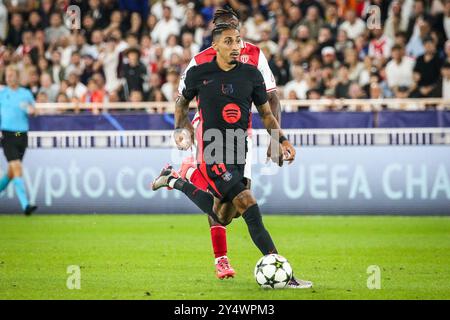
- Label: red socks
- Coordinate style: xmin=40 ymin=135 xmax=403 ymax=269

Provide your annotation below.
xmin=210 ymin=225 xmax=227 ymax=259
xmin=188 ymin=167 xmax=227 ymax=260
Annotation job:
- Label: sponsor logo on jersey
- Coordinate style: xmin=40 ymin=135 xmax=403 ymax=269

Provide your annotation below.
xmin=222 ymin=103 xmax=241 ymax=124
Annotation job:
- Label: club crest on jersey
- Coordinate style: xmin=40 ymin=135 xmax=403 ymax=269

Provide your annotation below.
xmin=222 ymin=171 xmax=233 ymax=182
xmin=240 ymin=54 xmax=249 ymax=63
xmin=221 ymin=84 xmax=234 ymax=95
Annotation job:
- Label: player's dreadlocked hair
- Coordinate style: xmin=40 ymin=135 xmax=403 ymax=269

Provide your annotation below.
xmin=212 ymin=6 xmax=239 ymax=25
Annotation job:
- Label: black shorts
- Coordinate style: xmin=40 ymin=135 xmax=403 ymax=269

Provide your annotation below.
xmin=198 ymin=163 xmax=248 ymax=203
xmin=1 ymin=131 xmax=28 ymax=162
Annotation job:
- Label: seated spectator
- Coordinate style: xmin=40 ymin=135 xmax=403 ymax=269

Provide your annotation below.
xmin=431 ymin=62 xmax=450 ymax=109
xmin=81 ymin=78 xmax=105 ymax=103
xmin=163 ymin=34 xmax=183 ymax=61
xmin=66 ymin=71 xmax=88 ymax=101
xmin=338 ymin=10 xmax=366 ymax=40
xmin=161 ymin=67 xmax=179 ymax=102
xmin=283 ymin=64 xmax=309 ymax=99
xmin=412 ymin=37 xmax=443 ymax=98
xmin=385 ymin=44 xmax=415 ymax=94
xmin=129 ymin=90 xmax=143 ymax=103
xmin=335 ymin=65 xmax=351 ymax=99
xmin=390 ymin=85 xmax=422 ymax=110
xmin=39 ymin=72 xmax=59 ymax=102
xmin=151 ymin=5 xmax=180 ymax=46
xmin=321 ymin=46 xmax=340 ymax=69
xmin=44 ymin=12 xmax=70 ymax=45
xmin=344 ymin=47 xmax=364 ymax=84
xmin=36 ymin=91 xmax=49 ymax=103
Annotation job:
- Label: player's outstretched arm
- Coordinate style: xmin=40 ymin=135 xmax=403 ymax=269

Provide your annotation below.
xmin=256 ymin=102 xmax=295 ymax=164
xmin=174 ymin=95 xmax=194 ymax=150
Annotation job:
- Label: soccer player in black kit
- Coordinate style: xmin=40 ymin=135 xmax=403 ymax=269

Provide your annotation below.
xmin=152 ymin=23 xmax=312 ymax=289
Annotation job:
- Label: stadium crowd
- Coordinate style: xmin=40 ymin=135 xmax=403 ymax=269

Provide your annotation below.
xmin=0 ymin=0 xmax=449 ymax=112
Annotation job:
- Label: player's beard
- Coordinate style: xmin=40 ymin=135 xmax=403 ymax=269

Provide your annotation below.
xmin=229 ymin=59 xmax=238 ymax=65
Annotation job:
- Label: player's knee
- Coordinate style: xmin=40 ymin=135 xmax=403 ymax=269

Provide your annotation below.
xmin=232 ymin=190 xmax=257 ymax=214
xmin=9 ymin=161 xmax=22 ymax=177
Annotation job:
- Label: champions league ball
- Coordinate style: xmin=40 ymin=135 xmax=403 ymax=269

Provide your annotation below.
xmin=254 ymin=254 xmax=293 ymax=289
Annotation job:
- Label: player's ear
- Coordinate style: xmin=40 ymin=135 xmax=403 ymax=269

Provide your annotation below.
xmin=212 ymin=41 xmax=218 ymax=52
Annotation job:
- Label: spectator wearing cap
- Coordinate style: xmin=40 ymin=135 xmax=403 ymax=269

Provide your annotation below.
xmin=385 ymin=44 xmax=415 ymax=93
xmin=338 ymin=9 xmax=366 ymax=40
xmin=151 ymin=5 xmax=180 ymax=46
xmin=121 ymin=47 xmax=147 ymax=97
xmin=321 ymin=46 xmax=340 ymax=69
xmin=412 ymin=37 xmax=443 ymax=97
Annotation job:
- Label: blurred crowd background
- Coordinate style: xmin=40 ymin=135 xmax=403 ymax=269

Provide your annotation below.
xmin=0 ymin=0 xmax=449 ymax=112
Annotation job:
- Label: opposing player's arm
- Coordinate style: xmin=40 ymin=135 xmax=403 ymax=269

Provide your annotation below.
xmin=256 ymin=102 xmax=295 ymax=164
xmin=174 ymin=67 xmax=198 ymax=149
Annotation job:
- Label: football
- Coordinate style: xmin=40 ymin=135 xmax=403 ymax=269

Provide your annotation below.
xmin=254 ymin=254 xmax=293 ymax=289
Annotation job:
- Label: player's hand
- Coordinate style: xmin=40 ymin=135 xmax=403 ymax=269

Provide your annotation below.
xmin=266 ymin=141 xmax=284 ymax=167
xmin=281 ymin=140 xmax=296 ymax=164
xmin=174 ymin=128 xmax=193 ymax=150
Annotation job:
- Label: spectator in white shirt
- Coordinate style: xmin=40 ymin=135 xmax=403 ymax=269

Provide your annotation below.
xmin=151 ymin=5 xmax=180 ymax=46
xmin=339 ymin=10 xmax=366 ymax=40
xmin=284 ymin=64 xmax=309 ymax=99
xmin=385 ymin=44 xmax=416 ymax=92
xmin=65 ymin=71 xmax=88 ymax=101
xmin=163 ymin=34 xmax=183 ymax=61
xmin=0 ymin=0 xmax=7 ymax=41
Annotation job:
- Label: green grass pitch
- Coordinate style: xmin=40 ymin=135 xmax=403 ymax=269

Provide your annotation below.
xmin=0 ymin=214 xmax=449 ymax=300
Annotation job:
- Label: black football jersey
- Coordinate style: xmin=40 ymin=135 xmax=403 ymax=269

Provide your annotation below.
xmin=182 ymin=58 xmax=268 ymax=165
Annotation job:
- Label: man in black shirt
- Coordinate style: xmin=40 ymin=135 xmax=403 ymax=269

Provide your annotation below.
xmin=413 ymin=37 xmax=443 ymax=98
xmin=152 ymin=23 xmax=312 ymax=289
